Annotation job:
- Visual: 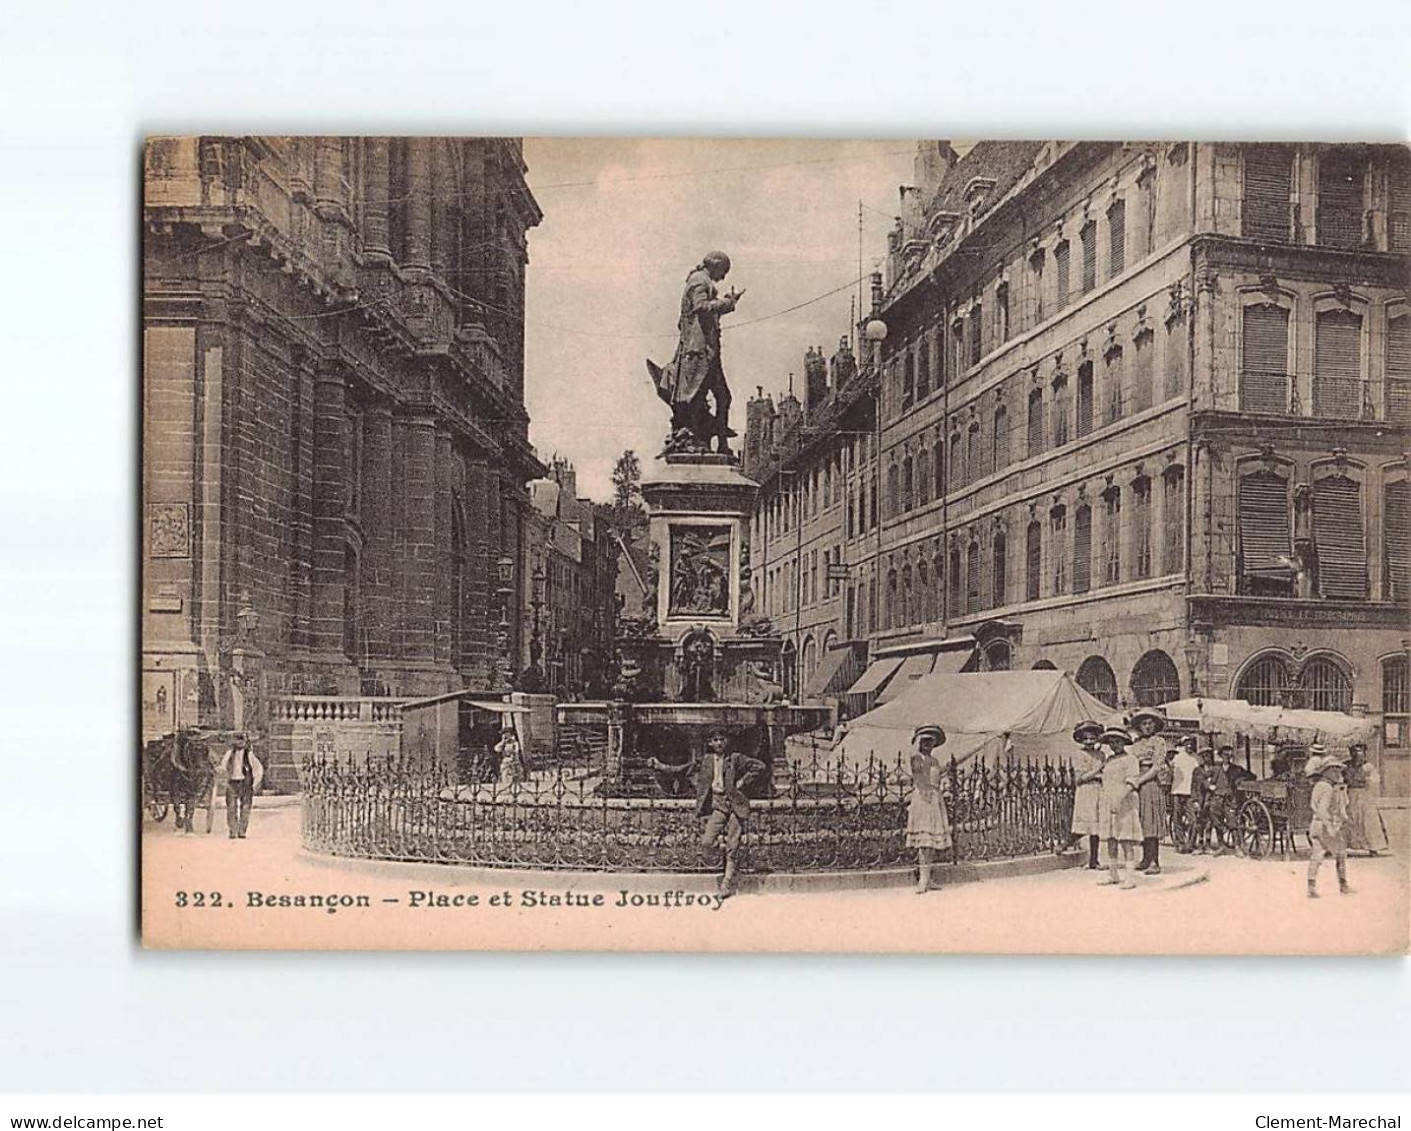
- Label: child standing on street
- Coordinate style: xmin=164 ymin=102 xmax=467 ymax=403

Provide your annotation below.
xmin=1056 ymin=720 xmax=1105 ymax=868
xmin=1307 ymin=749 xmax=1354 ymax=899
xmin=1134 ymin=745 xmax=1175 ymax=875
xmin=906 ymin=724 xmax=953 ymax=894
xmin=1098 ymin=727 xmax=1142 ymax=890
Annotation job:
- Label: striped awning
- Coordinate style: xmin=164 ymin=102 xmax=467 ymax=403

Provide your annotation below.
xmin=846 ymin=657 xmax=904 ymax=698
xmin=804 ymin=645 xmax=863 ymax=699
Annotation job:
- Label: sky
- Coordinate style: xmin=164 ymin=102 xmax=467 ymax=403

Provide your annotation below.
xmin=521 ymin=138 xmax=925 ymax=501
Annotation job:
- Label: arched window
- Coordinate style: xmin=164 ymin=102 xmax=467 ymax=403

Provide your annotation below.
xmin=1032 ymin=659 xmax=1058 ymax=671
xmin=1314 ymin=307 xmax=1364 ymax=420
xmin=801 ymin=635 xmax=817 ymax=682
xmin=984 ymin=639 xmax=1013 ymax=672
xmin=780 ymin=639 xmax=798 ymax=701
xmin=993 ymin=404 xmax=1009 ymax=472
xmin=1076 ymin=655 xmax=1119 ymax=708
xmin=1303 ymin=656 xmax=1353 ymax=713
xmin=1073 ymin=504 xmax=1092 ymax=594
xmin=1130 ymin=650 xmax=1180 ymax=707
xmin=1236 ymin=653 xmax=1290 ymax=707
xmin=1313 ymin=472 xmax=1367 ymax=599
xmin=1025 ymin=519 xmax=1042 ymax=601
xmin=992 ymin=528 xmax=1008 ymax=607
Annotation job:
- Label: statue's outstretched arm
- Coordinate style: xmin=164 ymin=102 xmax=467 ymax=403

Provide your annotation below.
xmin=687 ymin=280 xmax=736 ymax=317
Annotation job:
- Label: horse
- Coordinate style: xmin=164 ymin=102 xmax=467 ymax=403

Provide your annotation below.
xmin=143 ymin=729 xmax=216 ymax=833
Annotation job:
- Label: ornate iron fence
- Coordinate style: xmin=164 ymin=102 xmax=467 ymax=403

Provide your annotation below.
xmin=300 ymin=752 xmax=1075 ymax=873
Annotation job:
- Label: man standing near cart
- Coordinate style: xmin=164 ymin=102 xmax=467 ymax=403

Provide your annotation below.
xmin=219 ymin=736 xmax=264 ymax=839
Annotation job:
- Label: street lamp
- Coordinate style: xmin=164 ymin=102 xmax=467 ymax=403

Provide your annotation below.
xmin=1183 ymin=639 xmax=1202 ymax=697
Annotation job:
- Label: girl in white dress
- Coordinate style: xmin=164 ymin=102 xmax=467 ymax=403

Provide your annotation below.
xmin=907 ymin=724 xmax=953 ymax=894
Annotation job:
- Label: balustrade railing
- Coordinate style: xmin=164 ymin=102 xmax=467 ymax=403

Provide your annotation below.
xmin=272 ymin=697 xmax=408 ymax=724
xmin=300 ymin=751 xmax=1076 ymax=874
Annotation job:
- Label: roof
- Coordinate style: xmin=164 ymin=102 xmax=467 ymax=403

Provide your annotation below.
xmin=921 ymin=140 xmax=1045 ymax=222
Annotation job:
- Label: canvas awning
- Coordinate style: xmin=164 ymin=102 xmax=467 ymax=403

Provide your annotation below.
xmin=1164 ymin=698 xmax=1376 ymax=744
xmin=804 ymin=645 xmax=863 ymax=699
xmin=931 ymin=647 xmax=978 ymax=675
xmin=877 ymin=652 xmax=935 ymax=704
xmin=846 ymin=656 xmax=904 ymax=698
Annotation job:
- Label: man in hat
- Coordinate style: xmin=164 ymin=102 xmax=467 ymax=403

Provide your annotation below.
xmin=1208 ymin=744 xmax=1253 ymax=856
xmin=694 ymin=727 xmax=766 ymax=897
xmin=218 ymin=736 xmax=263 ymax=840
xmin=1056 ymin=720 xmax=1105 ymax=868
xmin=1169 ymin=733 xmax=1200 ymax=853
xmin=1189 ymin=745 xmax=1219 ymax=853
xmin=1306 ymin=747 xmax=1353 ymax=898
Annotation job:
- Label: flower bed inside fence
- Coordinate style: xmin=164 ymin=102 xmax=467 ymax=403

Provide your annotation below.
xmin=300 ymin=754 xmax=1076 ymax=874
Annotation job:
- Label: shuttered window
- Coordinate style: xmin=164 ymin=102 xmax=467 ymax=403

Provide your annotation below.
xmin=992 ymin=406 xmax=1008 ymax=472
xmin=1383 ymin=480 xmax=1409 ymax=602
xmin=993 ymin=532 xmax=1007 ymax=607
xmin=1131 ymin=332 xmax=1153 ymax=412
xmin=1051 ymin=508 xmax=1067 ymax=594
xmin=1102 ymin=490 xmax=1121 ymax=585
xmin=1162 ymin=467 xmax=1185 ymax=575
xmin=1108 ymin=200 xmax=1126 ymax=277
xmin=1073 ymin=505 xmax=1092 ymax=594
xmin=1391 ymin=149 xmax=1411 ymax=252
xmin=1027 ymin=389 xmax=1043 ymax=456
xmin=1241 ymin=303 xmax=1290 ymax=414
xmin=1081 ymin=221 xmax=1097 ymax=293
xmin=966 ymin=542 xmax=981 ymax=613
xmin=1314 ymin=308 xmax=1363 ymax=419
xmin=916 ymin=336 xmax=931 ymax=400
xmin=1238 ymin=472 xmax=1291 ymax=584
xmin=1165 ymin=313 xmax=1188 ymax=400
xmin=1317 ymin=148 xmax=1365 ymax=249
xmin=1314 ymin=475 xmax=1367 ymax=599
xmin=1052 ymin=377 xmax=1070 ymax=446
xmin=1133 ymin=478 xmax=1152 ymax=579
xmin=967 ymin=424 xmax=981 ymax=483
xmin=1026 ymin=520 xmax=1042 ymax=600
xmin=996 ymin=284 xmax=1010 ymax=343
xmin=1076 ymin=362 xmax=1094 ymax=437
xmin=968 ymin=305 xmax=983 ymax=367
xmin=1386 ymin=313 xmax=1411 ymax=421
xmin=1105 ymin=347 xmax=1124 ymax=424
xmin=1055 ymin=242 xmax=1071 ymax=310
xmin=1242 ymin=144 xmax=1293 ymax=242
xmin=948 ymin=547 xmax=962 ymax=617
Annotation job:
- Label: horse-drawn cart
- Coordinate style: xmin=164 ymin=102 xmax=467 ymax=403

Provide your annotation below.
xmin=1236 ymin=754 xmax=1315 ymax=859
xmin=141 ymin=728 xmax=241 ymax=834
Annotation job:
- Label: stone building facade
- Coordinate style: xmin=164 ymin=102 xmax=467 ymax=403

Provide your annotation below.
xmin=142 ymin=137 xmax=543 ymax=783
xmin=856 ymin=140 xmax=1408 ymax=792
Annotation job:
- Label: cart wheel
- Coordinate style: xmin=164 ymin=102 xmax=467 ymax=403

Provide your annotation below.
xmin=147 ymin=800 xmax=169 ymax=822
xmin=1239 ymin=799 xmax=1274 ymax=859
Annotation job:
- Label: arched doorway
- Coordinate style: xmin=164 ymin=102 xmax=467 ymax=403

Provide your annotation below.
xmin=801 ymin=636 xmax=817 ymax=684
xmin=1130 ymin=649 xmax=1180 ymax=707
xmin=1236 ymin=652 xmax=1289 ymax=706
xmin=1302 ymin=655 xmax=1353 ymax=712
xmin=1076 ymin=655 xmax=1119 ymax=708
xmin=780 ymin=639 xmax=798 ymax=701
xmin=982 ymin=639 xmax=1013 ymax=671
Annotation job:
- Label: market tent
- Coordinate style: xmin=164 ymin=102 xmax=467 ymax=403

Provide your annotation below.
xmin=837 ymin=669 xmax=1124 ymax=773
xmin=1163 ymin=698 xmax=1376 ymax=746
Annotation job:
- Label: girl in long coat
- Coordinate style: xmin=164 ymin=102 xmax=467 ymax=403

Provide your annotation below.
xmin=1098 ymin=727 xmax=1143 ymax=889
xmin=907 ymin=724 xmax=953 ymax=894
xmin=1345 ymin=744 xmax=1389 ymax=855
xmin=1056 ymin=720 xmax=1105 ymax=868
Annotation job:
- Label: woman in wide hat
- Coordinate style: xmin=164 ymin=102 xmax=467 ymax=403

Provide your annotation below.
xmin=1098 ymin=725 xmax=1143 ymax=889
xmin=1055 ymin=720 xmax=1105 ymax=868
xmin=1126 ymin=707 xmax=1172 ymax=875
xmin=1344 ymin=743 xmax=1389 ymax=856
xmin=907 ymin=723 xmax=953 ymax=894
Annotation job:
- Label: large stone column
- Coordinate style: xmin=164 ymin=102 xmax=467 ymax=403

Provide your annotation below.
xmin=309 ymin=366 xmax=349 ymax=663
xmin=361 ymin=404 xmax=395 ymax=665
xmin=363 ymin=138 xmax=390 ymax=255
xmin=394 ymin=413 xmax=438 ymax=666
xmin=406 ymin=138 xmax=432 ymax=270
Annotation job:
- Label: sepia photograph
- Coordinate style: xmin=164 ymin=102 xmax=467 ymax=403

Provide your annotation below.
xmin=139 ymin=136 xmax=1410 ymax=954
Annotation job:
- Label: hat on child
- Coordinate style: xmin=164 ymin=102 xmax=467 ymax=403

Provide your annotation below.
xmin=1129 ymin=707 xmax=1166 ymax=731
xmin=1099 ymin=726 xmax=1133 ymax=746
xmin=912 ymin=724 xmax=946 ymax=746
xmin=1072 ymin=720 xmax=1103 ymax=743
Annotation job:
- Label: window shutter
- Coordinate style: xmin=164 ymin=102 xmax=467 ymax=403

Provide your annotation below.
xmin=1077 ymin=364 xmax=1094 ymax=436
xmin=1108 ymin=201 xmax=1125 ymax=277
xmin=1317 ymin=150 xmax=1365 ymax=250
xmin=1131 ymin=335 xmax=1153 ymax=412
xmin=1314 ymin=475 xmax=1367 ymax=598
xmin=1241 ymin=304 xmax=1290 ymax=413
xmin=993 ymin=408 xmax=1008 ymax=471
xmin=1081 ymin=223 xmax=1097 ymax=292
xmin=1314 ymin=309 xmax=1363 ymax=419
xmin=1384 ymin=480 xmax=1409 ymax=601
xmin=1238 ymin=473 xmax=1291 ymax=575
xmin=1386 ymin=315 xmax=1411 ymax=421
xmin=1391 ymin=150 xmax=1411 ymax=252
xmin=993 ymin=534 xmax=1007 ymax=606
xmin=1027 ymin=391 xmax=1043 ymax=456
xmin=1055 ymin=243 xmax=1070 ymax=309
xmin=1073 ymin=506 xmax=1092 ymax=593
xmin=1242 ymin=145 xmax=1292 ymax=242
xmin=1026 ymin=522 xmax=1042 ymax=600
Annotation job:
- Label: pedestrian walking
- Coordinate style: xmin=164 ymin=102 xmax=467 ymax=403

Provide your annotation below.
xmin=1306 ymin=748 xmax=1353 ymax=898
xmin=1345 ymin=743 xmax=1389 ymax=856
xmin=1055 ymin=720 xmax=1104 ymax=868
xmin=1169 ymin=734 xmax=1200 ymax=853
xmin=218 ymin=737 xmax=263 ymax=840
xmin=906 ymin=724 xmax=953 ymax=894
xmin=694 ymin=728 xmax=766 ymax=897
xmin=1098 ymin=727 xmax=1142 ymax=889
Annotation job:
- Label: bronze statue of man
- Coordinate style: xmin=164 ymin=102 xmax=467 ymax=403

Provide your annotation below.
xmin=646 ymin=251 xmax=746 ymax=456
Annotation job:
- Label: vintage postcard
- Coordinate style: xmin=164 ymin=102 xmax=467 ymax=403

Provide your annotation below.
xmin=141 ymin=137 xmax=1409 ymax=952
